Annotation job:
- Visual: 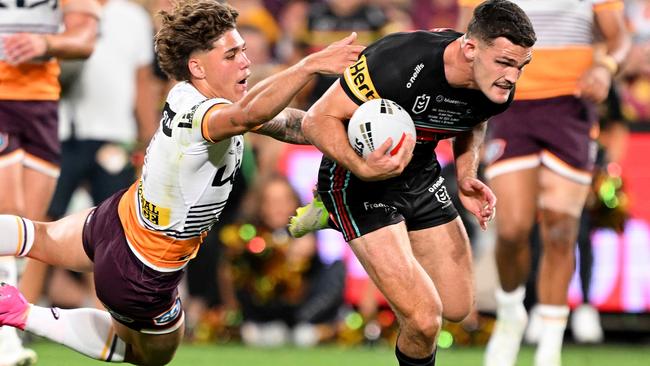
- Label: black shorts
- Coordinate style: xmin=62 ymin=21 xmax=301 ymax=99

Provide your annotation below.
xmin=317 ymin=157 xmax=459 ymax=241
xmin=82 ymin=189 xmax=184 ymax=333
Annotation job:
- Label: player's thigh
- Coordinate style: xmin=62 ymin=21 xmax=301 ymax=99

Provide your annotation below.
xmin=488 ymin=167 xmax=538 ymax=237
xmin=409 ymin=217 xmax=473 ymax=321
xmin=23 ymin=167 xmax=57 ymax=220
xmin=348 ymin=222 xmax=440 ymax=318
xmin=114 ymin=319 xmax=183 ymax=365
xmin=29 ymin=208 xmax=94 ymax=272
xmin=539 ymin=166 xmax=590 ymax=217
xmin=0 ymin=160 xmax=25 ymax=214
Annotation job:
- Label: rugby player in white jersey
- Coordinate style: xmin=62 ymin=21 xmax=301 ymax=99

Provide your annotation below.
xmin=0 ymin=1 xmax=372 ymax=364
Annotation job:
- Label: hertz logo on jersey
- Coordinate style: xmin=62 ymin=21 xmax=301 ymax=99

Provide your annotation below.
xmin=343 ymin=55 xmax=380 ymax=103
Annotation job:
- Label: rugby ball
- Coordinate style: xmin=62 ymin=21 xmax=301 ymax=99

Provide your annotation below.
xmin=347 ymin=99 xmax=416 ymax=159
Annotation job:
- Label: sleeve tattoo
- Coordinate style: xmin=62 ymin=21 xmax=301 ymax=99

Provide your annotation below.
xmin=255 ymin=108 xmax=310 ymax=145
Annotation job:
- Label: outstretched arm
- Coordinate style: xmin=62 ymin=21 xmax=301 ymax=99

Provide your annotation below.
xmin=453 ymin=121 xmax=496 ymax=230
xmin=253 ymin=108 xmax=309 ymax=145
xmin=204 ymin=33 xmax=364 ymax=142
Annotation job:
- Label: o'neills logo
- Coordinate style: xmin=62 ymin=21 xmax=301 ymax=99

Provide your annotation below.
xmin=344 ymin=55 xmax=380 ymax=102
xmin=406 ymin=63 xmax=424 ymax=88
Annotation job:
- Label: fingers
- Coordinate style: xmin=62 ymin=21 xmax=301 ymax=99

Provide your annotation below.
xmin=374 ymin=137 xmax=393 ymax=156
xmin=3 ymin=34 xmax=44 ymax=65
xmin=334 ymin=32 xmax=357 ymax=46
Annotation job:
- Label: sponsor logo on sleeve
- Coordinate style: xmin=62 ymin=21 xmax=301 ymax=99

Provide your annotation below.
xmin=343 ymin=55 xmax=380 ymax=102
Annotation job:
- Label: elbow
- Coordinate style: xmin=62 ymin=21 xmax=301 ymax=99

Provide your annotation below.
xmin=301 ymin=112 xmax=318 ymax=139
xmin=79 ymin=43 xmax=95 ymax=59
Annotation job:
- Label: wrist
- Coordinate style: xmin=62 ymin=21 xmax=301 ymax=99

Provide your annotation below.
xmin=595 ymin=54 xmax=619 ymax=76
xmin=41 ymin=34 xmax=51 ymax=57
xmin=299 ymin=54 xmax=319 ymax=75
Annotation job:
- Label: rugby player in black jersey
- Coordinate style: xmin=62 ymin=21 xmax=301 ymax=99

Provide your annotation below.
xmin=291 ymin=1 xmax=536 ymax=365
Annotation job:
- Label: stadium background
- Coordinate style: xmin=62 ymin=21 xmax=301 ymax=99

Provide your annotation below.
xmin=20 ymin=0 xmax=650 ymax=364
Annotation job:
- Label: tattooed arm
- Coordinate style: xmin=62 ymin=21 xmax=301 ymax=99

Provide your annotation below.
xmin=252 ymin=108 xmax=310 ymax=145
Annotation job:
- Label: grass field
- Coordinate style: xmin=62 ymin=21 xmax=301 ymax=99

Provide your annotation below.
xmin=29 ymin=341 xmax=650 ymax=366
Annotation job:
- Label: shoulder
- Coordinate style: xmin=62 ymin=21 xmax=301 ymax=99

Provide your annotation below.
xmin=368 ymin=30 xmax=461 ymax=54
xmin=164 ymin=83 xmax=230 ymax=130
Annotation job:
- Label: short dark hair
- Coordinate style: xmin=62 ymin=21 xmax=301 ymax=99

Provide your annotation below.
xmin=466 ymin=0 xmax=536 ymax=48
xmin=155 ymin=0 xmax=239 ymax=81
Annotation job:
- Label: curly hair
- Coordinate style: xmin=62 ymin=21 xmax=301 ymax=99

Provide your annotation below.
xmin=467 ymin=0 xmax=536 ymax=48
xmin=155 ymin=0 xmax=239 ymax=81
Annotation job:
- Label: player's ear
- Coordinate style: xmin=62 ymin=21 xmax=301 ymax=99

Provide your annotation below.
xmin=188 ymin=57 xmax=206 ymax=79
xmin=461 ymin=35 xmax=477 ymax=61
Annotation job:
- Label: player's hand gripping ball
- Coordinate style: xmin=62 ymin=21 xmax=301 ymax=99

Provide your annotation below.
xmin=347 ymin=99 xmax=416 ymax=159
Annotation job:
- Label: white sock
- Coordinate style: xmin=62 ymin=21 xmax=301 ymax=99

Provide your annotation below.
xmin=535 ymin=304 xmax=569 ymax=366
xmin=0 ymin=256 xmax=18 ymax=284
xmin=0 ymin=257 xmax=26 ymax=355
xmin=495 ymin=286 xmax=526 ymax=317
xmin=25 ymin=305 xmax=126 ymax=362
xmin=0 ymin=215 xmax=35 ymax=257
xmin=0 ymin=326 xmax=25 ymax=356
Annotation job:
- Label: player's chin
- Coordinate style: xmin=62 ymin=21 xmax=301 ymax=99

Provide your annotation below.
xmin=233 ymin=88 xmax=247 ymax=101
xmin=487 ymin=87 xmax=512 ymax=104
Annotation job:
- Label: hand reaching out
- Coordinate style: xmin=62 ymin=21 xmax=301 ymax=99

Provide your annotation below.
xmin=304 ymin=32 xmax=365 ymax=76
xmin=458 ymin=177 xmax=497 ymax=231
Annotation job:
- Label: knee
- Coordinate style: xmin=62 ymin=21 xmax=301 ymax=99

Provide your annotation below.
xmin=443 ymin=298 xmax=473 ymax=322
xmin=403 ymin=298 xmax=443 ymax=342
xmin=541 ymin=210 xmax=579 ymax=254
xmin=497 ymin=224 xmax=531 ymax=251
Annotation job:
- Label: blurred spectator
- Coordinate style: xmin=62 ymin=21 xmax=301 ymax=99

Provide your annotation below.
xmin=231 ymin=0 xmax=282 ymax=47
xmin=0 ymin=0 xmax=99 ymax=364
xmin=619 ymin=0 xmax=650 ymax=122
xmin=411 ymin=0 xmax=459 ymax=30
xmin=293 ymin=0 xmax=390 ymax=108
xmin=220 ymin=174 xmax=345 ymax=347
xmin=146 ymin=0 xmax=177 ymax=106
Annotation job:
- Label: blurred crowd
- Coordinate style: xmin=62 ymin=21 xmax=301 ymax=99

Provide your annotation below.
xmin=18 ymin=0 xmax=650 ymax=350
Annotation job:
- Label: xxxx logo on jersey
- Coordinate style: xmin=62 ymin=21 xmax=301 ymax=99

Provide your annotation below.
xmin=137 ymin=183 xmax=170 ymax=227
